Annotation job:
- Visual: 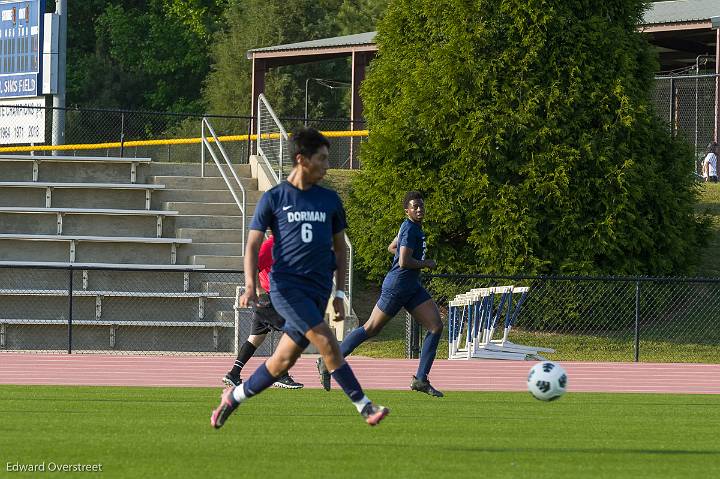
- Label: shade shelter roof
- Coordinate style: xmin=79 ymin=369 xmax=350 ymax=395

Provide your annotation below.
xmin=247 ymin=0 xmax=720 ymax=127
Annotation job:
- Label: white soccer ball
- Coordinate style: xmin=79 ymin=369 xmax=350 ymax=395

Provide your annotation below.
xmin=527 ymin=361 xmax=567 ymax=401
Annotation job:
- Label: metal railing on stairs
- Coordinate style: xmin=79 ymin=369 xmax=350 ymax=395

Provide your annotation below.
xmin=257 ymin=94 xmax=289 ymax=183
xmin=200 ymin=117 xmax=247 ymax=251
xmin=256 ymin=94 xmax=354 ymax=315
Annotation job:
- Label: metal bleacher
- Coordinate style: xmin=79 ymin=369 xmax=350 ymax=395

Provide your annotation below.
xmin=0 ymin=153 xmax=260 ymax=353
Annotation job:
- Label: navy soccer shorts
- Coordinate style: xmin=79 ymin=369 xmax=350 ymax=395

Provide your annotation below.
xmin=270 ymin=287 xmax=330 ymax=349
xmin=376 ymin=284 xmax=432 ymax=317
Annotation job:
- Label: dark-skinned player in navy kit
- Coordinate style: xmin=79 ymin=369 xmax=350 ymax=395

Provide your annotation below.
xmin=318 ymin=191 xmax=444 ymax=397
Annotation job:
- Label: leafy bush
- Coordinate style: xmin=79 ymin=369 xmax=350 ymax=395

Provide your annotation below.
xmin=349 ymin=0 xmax=709 ymax=280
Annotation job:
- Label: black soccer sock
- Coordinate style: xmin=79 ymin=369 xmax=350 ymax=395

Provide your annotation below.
xmin=229 ymin=341 xmax=257 ymax=376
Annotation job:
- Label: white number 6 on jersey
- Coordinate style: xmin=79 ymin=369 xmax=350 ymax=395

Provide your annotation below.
xmin=301 ymin=223 xmax=313 ymax=243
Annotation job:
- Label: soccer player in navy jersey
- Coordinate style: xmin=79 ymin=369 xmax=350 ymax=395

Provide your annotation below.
xmin=211 ymin=127 xmax=389 ymax=428
xmin=318 ymin=191 xmax=444 ymax=397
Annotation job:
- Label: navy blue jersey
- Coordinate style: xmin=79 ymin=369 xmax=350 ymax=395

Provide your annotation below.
xmin=249 ymin=181 xmax=347 ymax=292
xmin=382 ymin=219 xmax=426 ymax=290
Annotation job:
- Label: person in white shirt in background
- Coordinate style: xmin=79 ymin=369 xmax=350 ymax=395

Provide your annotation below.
xmin=702 ymin=141 xmax=718 ymax=183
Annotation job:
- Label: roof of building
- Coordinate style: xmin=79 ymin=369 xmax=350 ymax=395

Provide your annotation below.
xmin=642 ymin=0 xmax=720 ymax=25
xmin=247 ymin=31 xmax=377 ymax=56
xmin=247 ymin=1 xmax=720 ymax=56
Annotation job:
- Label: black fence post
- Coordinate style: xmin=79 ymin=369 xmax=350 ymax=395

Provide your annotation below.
xmin=120 ymin=112 xmax=125 ymax=158
xmin=405 ymin=312 xmax=421 ymax=359
xmin=247 ymin=120 xmax=253 ymax=163
xmin=634 ymin=281 xmax=640 ymax=362
xmin=67 ymin=267 xmax=74 ymax=354
xmin=670 ymin=77 xmax=676 ymax=136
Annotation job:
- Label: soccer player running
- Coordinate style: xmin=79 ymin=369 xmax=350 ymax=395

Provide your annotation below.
xmin=221 ymin=234 xmax=303 ymax=390
xmin=317 ymin=191 xmax=444 ymax=397
xmin=211 ymin=127 xmax=389 ymax=428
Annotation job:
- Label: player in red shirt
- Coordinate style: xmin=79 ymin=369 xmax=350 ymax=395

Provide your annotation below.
xmin=222 ymin=235 xmax=303 ymax=389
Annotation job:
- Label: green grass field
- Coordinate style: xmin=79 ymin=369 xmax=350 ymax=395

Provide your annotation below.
xmin=1 ymin=385 xmax=719 ymax=478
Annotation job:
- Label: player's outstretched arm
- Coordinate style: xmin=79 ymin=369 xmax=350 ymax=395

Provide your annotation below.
xmin=240 ymin=230 xmax=264 ymax=307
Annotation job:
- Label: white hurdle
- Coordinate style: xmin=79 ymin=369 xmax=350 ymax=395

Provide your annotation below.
xmin=448 ymin=285 xmax=555 ymax=360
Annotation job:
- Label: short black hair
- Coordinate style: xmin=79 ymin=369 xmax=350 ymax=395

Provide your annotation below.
xmin=708 ymin=141 xmax=718 ymax=154
xmin=291 ymin=127 xmax=330 ymax=164
xmin=403 ymin=191 xmax=423 ymax=209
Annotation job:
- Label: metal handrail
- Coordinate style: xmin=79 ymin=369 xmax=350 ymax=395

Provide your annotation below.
xmin=257 ymin=93 xmax=288 ymax=183
xmin=255 ymin=94 xmax=354 ymax=315
xmin=200 ymin=117 xmax=247 ymax=250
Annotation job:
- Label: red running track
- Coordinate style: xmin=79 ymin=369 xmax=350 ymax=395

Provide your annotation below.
xmin=1 ymin=353 xmax=719 ymax=394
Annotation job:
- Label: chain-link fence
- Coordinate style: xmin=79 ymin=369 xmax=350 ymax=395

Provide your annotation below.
xmin=4 ymin=269 xmax=720 ymax=362
xmin=406 ymin=274 xmax=720 ymax=363
xmin=0 ymin=265 xmax=285 ymax=356
xmin=652 ymin=74 xmax=719 ymax=174
xmin=282 ymin=117 xmax=366 ymax=169
xmin=0 ymin=104 xmax=365 ymax=168
xmin=0 ymin=104 xmax=254 ymax=163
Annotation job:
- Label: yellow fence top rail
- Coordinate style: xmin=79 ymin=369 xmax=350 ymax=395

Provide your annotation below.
xmin=0 ymin=130 xmax=369 ymax=153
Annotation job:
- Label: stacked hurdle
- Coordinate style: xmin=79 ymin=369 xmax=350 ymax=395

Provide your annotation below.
xmin=448 ymin=285 xmax=555 ymax=360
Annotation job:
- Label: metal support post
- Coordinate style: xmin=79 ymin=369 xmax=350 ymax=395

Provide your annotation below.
xmin=67 ymin=267 xmax=74 ymax=354
xmin=634 ymin=281 xmax=640 ymax=363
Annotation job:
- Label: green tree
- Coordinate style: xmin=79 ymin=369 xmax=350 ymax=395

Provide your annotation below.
xmin=336 ymin=0 xmax=386 ymax=35
xmin=349 ymin=0 xmax=709 ymax=279
xmin=64 ymin=1 xmax=224 ymax=112
xmin=203 ymin=0 xmax=354 ymax=118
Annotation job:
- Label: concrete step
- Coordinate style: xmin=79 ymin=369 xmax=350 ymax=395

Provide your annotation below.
xmin=56 ymin=188 xmax=150 ymax=210
xmin=0 ymin=266 xmax=243 ymax=292
xmin=149 ymin=176 xmax=257 ymax=190
xmin=0 ymin=294 xmax=235 ymax=319
xmin=0 ymin=239 xmax=181 ymax=265
xmin=173 ymin=215 xmax=247 ymax=229
xmin=154 ymin=189 xmax=263 ymax=204
xmin=191 ymin=255 xmax=244 ymax=270
xmin=204 ymin=296 xmax=236 ymax=315
xmin=140 ymin=163 xmax=252 ymax=180
xmin=162 ymin=202 xmax=244 ymax=217
xmin=1 ymin=324 xmax=236 ymax=353
xmin=203 ymin=281 xmax=244 ymax=297
xmin=214 ymin=310 xmax=236 ymax=322
xmin=177 ymin=228 xmax=243 ymax=243
xmin=0 ymin=267 xmax=70 ymax=290
xmin=0 ymin=188 xmax=47 ymax=208
xmin=2 ymin=161 xmax=144 ymax=184
xmin=0 ymin=213 xmax=172 ymax=237
xmin=0 ymin=187 xmax=150 ymax=210
xmin=0 ymin=159 xmax=252 ymax=188
xmin=0 ymin=296 xmax=212 ymax=321
xmin=180 ymin=243 xmax=243 ymax=258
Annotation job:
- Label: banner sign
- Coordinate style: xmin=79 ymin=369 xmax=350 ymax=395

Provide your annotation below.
xmin=0 ymin=96 xmax=45 ymax=143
